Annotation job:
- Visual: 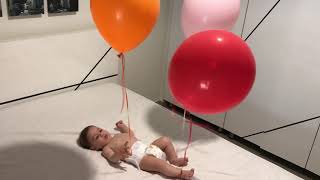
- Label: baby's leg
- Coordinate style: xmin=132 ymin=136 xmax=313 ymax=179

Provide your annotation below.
xmin=151 ymin=136 xmax=188 ymax=167
xmin=139 ymin=155 xmax=194 ymax=180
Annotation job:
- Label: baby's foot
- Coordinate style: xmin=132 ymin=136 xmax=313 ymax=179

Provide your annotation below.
xmin=179 ymin=168 xmax=194 ymax=180
xmin=172 ymin=157 xmax=189 ymax=167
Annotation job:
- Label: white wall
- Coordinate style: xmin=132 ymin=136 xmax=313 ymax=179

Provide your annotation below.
xmin=0 ymin=0 xmax=94 ymax=41
xmin=0 ymin=0 xmax=174 ymax=104
xmin=123 ymin=0 xmax=170 ymax=102
xmin=0 ymin=0 xmax=177 ymax=105
xmin=0 ymin=0 xmax=118 ymax=105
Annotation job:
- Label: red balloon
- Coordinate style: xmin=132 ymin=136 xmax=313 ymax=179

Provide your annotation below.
xmin=168 ymin=30 xmax=256 ymax=114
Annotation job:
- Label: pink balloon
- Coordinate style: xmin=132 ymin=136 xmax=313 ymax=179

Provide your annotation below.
xmin=182 ymin=0 xmax=241 ymax=37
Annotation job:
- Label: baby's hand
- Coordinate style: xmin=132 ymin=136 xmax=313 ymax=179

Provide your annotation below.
xmin=116 ymin=120 xmax=124 ymax=128
xmin=115 ymin=120 xmax=133 ymax=135
xmin=114 ymin=120 xmax=124 ymax=131
xmin=118 ymin=141 xmax=132 ymax=160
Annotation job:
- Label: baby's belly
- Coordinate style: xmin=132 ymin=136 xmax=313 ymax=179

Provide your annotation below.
xmin=112 ymin=134 xmax=138 ymax=148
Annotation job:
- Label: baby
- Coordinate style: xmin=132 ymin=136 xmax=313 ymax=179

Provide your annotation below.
xmin=78 ymin=120 xmax=194 ymax=179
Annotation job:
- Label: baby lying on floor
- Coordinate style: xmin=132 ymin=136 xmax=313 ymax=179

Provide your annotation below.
xmin=78 ymin=120 xmax=194 ymax=179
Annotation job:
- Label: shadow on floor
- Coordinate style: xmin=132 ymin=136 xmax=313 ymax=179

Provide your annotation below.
xmin=146 ymin=105 xmax=218 ymax=145
xmin=0 ymin=142 xmax=95 ymax=180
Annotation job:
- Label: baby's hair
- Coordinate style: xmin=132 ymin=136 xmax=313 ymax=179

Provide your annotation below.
xmin=77 ymin=125 xmax=94 ymax=149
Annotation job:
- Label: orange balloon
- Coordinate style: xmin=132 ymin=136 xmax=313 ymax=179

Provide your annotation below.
xmin=91 ymin=0 xmax=160 ymax=53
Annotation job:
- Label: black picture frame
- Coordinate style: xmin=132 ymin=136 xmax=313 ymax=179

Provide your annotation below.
xmin=0 ymin=1 xmax=3 ymax=17
xmin=7 ymin=0 xmax=44 ymax=16
xmin=48 ymin=0 xmax=78 ymax=14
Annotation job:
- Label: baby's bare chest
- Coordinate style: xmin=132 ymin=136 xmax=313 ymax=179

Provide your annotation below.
xmin=108 ymin=134 xmax=137 ymax=150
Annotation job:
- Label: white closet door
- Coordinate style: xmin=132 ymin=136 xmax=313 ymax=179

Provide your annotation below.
xmin=246 ymin=119 xmax=320 ymax=168
xmin=242 ymin=0 xmax=280 ymax=38
xmin=162 ymin=0 xmax=249 ymax=127
xmin=306 ymin=124 xmax=320 ymax=175
xmin=224 ymin=0 xmax=320 ymax=137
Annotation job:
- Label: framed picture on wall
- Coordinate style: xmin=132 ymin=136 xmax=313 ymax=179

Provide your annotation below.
xmin=48 ymin=0 xmax=78 ymax=14
xmin=7 ymin=0 xmax=44 ymax=16
xmin=0 ymin=1 xmax=3 ymax=17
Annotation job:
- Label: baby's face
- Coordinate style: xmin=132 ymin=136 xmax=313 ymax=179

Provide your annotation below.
xmin=87 ymin=126 xmax=112 ymax=150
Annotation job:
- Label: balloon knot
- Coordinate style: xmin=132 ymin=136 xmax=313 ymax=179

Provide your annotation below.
xmin=117 ymin=53 xmax=124 ymax=58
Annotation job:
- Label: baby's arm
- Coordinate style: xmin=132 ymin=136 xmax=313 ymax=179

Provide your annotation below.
xmin=102 ymin=147 xmax=120 ymax=163
xmin=102 ymin=142 xmax=131 ymax=164
xmin=115 ymin=120 xmax=134 ymax=136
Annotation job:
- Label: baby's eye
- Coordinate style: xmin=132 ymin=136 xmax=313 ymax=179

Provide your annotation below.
xmin=99 ymin=129 xmax=102 ymax=132
xmin=95 ymin=135 xmax=99 ymax=140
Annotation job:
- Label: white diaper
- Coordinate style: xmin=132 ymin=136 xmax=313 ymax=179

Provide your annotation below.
xmin=125 ymin=141 xmax=166 ymax=169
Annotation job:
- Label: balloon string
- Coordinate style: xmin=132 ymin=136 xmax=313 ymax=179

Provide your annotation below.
xmin=182 ymin=109 xmax=187 ymax=133
xmin=120 ymin=54 xmax=125 ymax=113
xmin=169 ymin=105 xmax=193 ymax=160
xmin=179 ymin=115 xmax=208 ymax=129
xmin=119 ymin=53 xmax=132 ymax=147
xmin=184 ymin=111 xmax=193 ymax=160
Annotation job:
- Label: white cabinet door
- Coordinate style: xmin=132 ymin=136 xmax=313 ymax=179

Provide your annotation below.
xmin=306 ymin=125 xmax=320 ymax=176
xmin=246 ymin=119 xmax=320 ymax=168
xmin=242 ymin=0 xmax=280 ymax=38
xmin=162 ymin=0 xmax=249 ymax=127
xmin=224 ymin=0 xmax=320 ymax=137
